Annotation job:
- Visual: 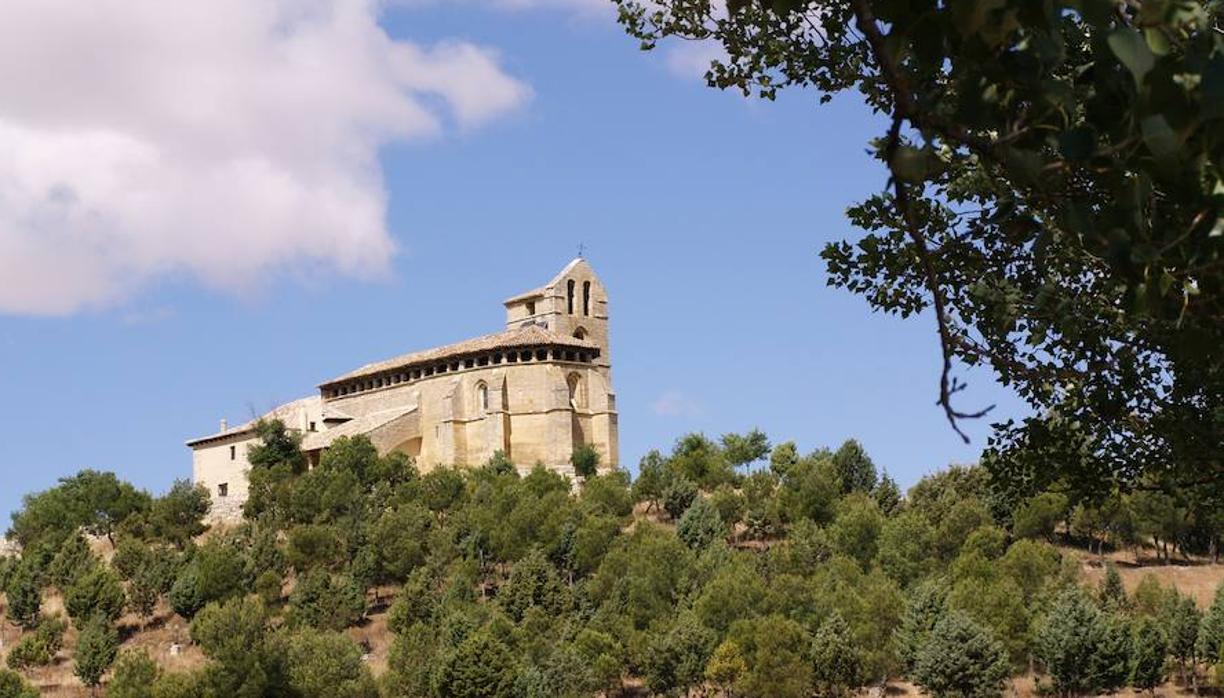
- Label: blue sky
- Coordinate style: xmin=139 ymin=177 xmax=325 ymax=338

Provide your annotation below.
xmin=0 ymin=1 xmax=1025 ymax=524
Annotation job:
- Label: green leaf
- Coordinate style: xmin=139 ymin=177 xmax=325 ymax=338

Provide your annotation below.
xmin=1143 ymin=27 xmax=1170 ymax=57
xmin=1108 ymin=28 xmax=1155 ymax=87
xmin=1140 ymin=115 xmax=1179 ymax=159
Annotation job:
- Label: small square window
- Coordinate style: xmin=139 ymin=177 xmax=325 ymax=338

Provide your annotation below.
xmin=218 ymin=483 xmax=228 ymax=498
xmin=309 ymin=421 xmax=317 ymax=432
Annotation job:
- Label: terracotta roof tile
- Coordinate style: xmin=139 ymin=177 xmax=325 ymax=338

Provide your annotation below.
xmin=320 ymin=325 xmax=598 ymax=386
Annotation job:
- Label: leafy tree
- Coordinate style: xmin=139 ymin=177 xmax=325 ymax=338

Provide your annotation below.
xmin=832 ymin=439 xmax=878 ymax=494
xmin=421 ymin=467 xmax=467 ymax=515
xmin=706 ymin=640 xmax=747 ymax=696
xmin=829 ymin=492 xmax=884 ymax=568
xmin=64 ymin=565 xmax=126 ymax=626
xmin=580 ymin=471 xmax=634 ymax=518
xmin=1012 ymin=492 xmax=1069 ymax=542
xmin=246 ymin=418 xmax=306 ymax=472
xmin=643 ymin=613 xmax=717 ymax=696
xmin=778 ymin=454 xmax=842 ymax=526
xmin=148 ymin=480 xmax=210 ymax=547
xmin=998 ymin=539 xmax=1060 ymax=603
xmin=285 ymin=524 xmax=344 ymax=571
xmin=769 ymin=441 xmax=800 ymax=477
xmin=669 ymin=433 xmax=738 ymax=489
xmin=728 ymin=614 xmax=813 ymax=698
xmin=74 ymin=616 xmax=120 ymax=689
xmin=8 ymin=470 xmax=149 ymax=549
xmin=570 ymin=443 xmax=600 ymax=480
xmin=288 ymin=569 xmax=366 ymax=631
xmin=616 ymin=0 xmax=1224 ymax=502
xmin=0 ymin=670 xmax=38 ymax=698
xmin=721 ymin=429 xmax=771 ymax=469
xmin=877 ymin=510 xmax=937 ymax=586
xmin=497 ymin=548 xmax=568 ymax=621
xmin=873 ymin=471 xmax=903 ymax=517
xmin=677 ymin=496 xmax=727 ymax=550
xmin=129 ymin=565 xmax=163 ymax=625
xmin=370 ymin=504 xmax=431 ymax=582
xmin=190 ymin=596 xmax=277 ymax=696
xmin=5 ymin=616 xmax=65 ymax=670
xmin=632 ymin=450 xmax=669 ymax=511
xmin=1132 ymin=573 xmax=1171 ymax=618
xmin=436 ymin=630 xmax=517 ymax=698
xmin=4 ymin=560 xmax=41 ymax=629
xmin=47 ymin=534 xmax=95 ymax=590
xmin=590 ymin=525 xmax=694 ymax=631
xmin=278 ymin=628 xmax=378 ymax=698
xmin=662 ymin=476 xmax=698 ymax=521
xmin=912 ymin=611 xmax=1010 ymax=698
xmin=108 ymin=650 xmax=162 ymax=698
xmin=1129 ymin=617 xmax=1167 ymax=694
xmin=811 ymin=611 xmax=864 ymax=696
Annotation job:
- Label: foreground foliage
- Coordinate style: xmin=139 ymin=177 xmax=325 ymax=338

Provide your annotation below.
xmin=3 ymin=424 xmax=1224 ymax=696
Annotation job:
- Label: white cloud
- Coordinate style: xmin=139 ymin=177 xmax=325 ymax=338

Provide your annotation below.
xmin=0 ymin=0 xmax=530 ymax=315
xmin=664 ymin=40 xmax=726 ymax=80
xmin=652 ymin=390 xmax=703 ymax=418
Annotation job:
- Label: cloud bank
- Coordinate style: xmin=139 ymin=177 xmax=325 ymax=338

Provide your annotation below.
xmin=0 ymin=0 xmax=530 ymax=315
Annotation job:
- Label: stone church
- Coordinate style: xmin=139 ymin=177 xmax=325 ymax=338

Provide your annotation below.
xmin=188 ymin=258 xmax=618 ymax=520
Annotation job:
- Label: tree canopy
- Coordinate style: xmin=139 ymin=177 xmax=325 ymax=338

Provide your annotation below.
xmin=614 ymin=0 xmax=1223 ymax=502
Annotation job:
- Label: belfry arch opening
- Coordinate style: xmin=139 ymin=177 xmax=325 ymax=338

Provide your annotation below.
xmin=567 ymin=279 xmax=575 ymax=314
xmin=582 ymin=281 xmax=590 ymax=316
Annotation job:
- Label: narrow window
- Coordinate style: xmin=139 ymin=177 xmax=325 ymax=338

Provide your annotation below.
xmin=218 ymin=483 xmax=228 ymax=498
xmin=567 ymin=279 xmax=575 ymax=314
xmin=477 ymin=383 xmax=489 ymax=412
xmin=582 ymin=281 xmax=590 ymax=316
xmin=309 ymin=421 xmax=317 ymax=432
xmin=526 ymin=301 xmax=536 ymax=316
xmin=230 ymin=445 xmax=236 ymax=461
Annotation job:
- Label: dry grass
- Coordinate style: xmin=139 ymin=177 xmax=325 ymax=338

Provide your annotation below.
xmin=1072 ymin=546 xmax=1224 ymax=609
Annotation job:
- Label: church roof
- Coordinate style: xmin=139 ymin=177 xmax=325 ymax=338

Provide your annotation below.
xmin=503 ymin=285 xmax=548 ymax=304
xmin=300 ymin=404 xmax=417 ymax=452
xmin=186 ymin=395 xmax=320 ymax=447
xmin=320 ymin=324 xmax=598 ymax=387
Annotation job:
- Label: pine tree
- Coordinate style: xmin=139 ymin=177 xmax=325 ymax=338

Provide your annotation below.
xmin=1090 ymin=612 xmax=1132 ymax=694
xmin=897 ymin=581 xmax=949 ymax=671
xmin=73 ymin=616 xmax=119 ymax=689
xmin=1163 ymin=591 xmax=1201 ymax=689
xmin=811 ymin=611 xmax=864 ymax=696
xmin=911 ymin=611 xmax=1010 ymax=698
xmin=1037 ymin=589 xmax=1108 ymax=695
xmin=1199 ymin=581 xmax=1224 ymax=669
xmin=4 ymin=562 xmax=41 ymax=630
xmin=1099 ymin=563 xmax=1127 ymax=610
xmin=1129 ymin=617 xmax=1167 ymax=694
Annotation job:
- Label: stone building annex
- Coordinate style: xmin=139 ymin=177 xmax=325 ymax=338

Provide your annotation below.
xmin=187 ymin=259 xmax=618 ymax=520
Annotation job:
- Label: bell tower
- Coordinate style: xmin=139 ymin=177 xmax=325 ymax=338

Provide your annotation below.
xmin=503 ymin=258 xmax=611 ymax=370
